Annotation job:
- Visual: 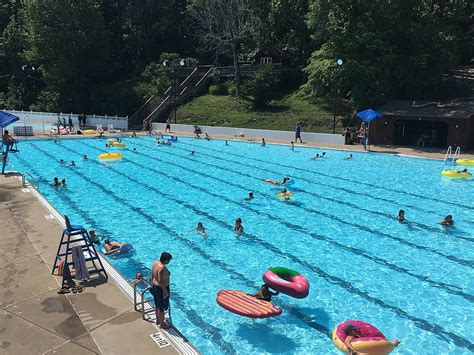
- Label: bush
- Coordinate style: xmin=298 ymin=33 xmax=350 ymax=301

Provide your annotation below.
xmin=227 ymin=84 xmax=236 ymax=96
xmin=242 ymin=66 xmax=280 ymax=107
xmin=209 ymin=82 xmax=228 ymax=95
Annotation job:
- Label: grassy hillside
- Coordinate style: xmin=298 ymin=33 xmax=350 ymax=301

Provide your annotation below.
xmin=176 ymin=91 xmax=354 ymax=133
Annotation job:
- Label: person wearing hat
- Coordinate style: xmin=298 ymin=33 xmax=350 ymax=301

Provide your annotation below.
xmin=344 ymin=324 xmax=400 ymax=354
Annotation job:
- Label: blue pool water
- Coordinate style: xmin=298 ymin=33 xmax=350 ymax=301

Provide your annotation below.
xmin=8 ymin=137 xmax=474 ymax=354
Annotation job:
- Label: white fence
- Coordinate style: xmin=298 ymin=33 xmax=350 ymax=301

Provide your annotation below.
xmin=2 ymin=109 xmax=128 ymax=133
xmin=152 ymin=123 xmax=345 ymax=145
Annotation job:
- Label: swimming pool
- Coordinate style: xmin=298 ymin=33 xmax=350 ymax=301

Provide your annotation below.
xmin=8 ymin=136 xmax=474 ymax=354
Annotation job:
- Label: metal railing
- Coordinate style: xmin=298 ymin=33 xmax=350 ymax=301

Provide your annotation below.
xmin=22 ymin=172 xmax=39 ymax=190
xmin=133 ymin=278 xmax=172 ymax=324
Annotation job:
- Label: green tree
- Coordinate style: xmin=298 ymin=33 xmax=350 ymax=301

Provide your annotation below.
xmin=24 ymin=0 xmax=111 ymax=112
xmin=243 ymin=65 xmax=280 ymax=107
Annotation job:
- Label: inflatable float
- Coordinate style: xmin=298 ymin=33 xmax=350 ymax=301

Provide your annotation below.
xmin=99 ymin=153 xmax=123 ymax=160
xmin=216 ymin=290 xmax=282 ymax=318
xmin=108 ymin=139 xmax=126 ymax=149
xmin=332 ymin=320 xmax=395 ymax=354
xmin=263 ymin=267 xmax=309 ymax=299
xmin=83 ymin=129 xmax=96 ymax=134
xmin=441 ymin=169 xmax=471 ymax=179
xmin=277 ymin=191 xmax=294 ymax=200
xmin=104 ymin=243 xmax=133 ymax=257
xmin=456 ymin=159 xmax=474 ymax=166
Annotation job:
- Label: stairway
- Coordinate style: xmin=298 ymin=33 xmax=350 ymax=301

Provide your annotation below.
xmin=129 ymin=66 xmax=214 ymax=130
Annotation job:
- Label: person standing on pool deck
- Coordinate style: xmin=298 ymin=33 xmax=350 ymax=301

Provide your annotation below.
xmin=295 ymin=122 xmax=303 ymax=143
xmin=151 ymin=252 xmax=173 ymax=329
xmin=165 ymin=119 xmax=171 ymax=133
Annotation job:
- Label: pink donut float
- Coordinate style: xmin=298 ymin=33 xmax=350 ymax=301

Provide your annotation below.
xmin=332 ymin=320 xmax=395 ymax=354
xmin=262 ymin=267 xmax=309 ymax=299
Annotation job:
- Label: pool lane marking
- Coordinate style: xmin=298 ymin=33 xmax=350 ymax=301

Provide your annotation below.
xmin=27 ymin=140 xmax=332 ymax=340
xmin=154 ymin=138 xmax=473 ymax=244
xmin=120 ymin=141 xmax=473 ymax=301
xmin=178 ymin=139 xmax=474 ymax=211
xmin=65 ymin=140 xmax=474 ymax=351
xmin=132 ymin=138 xmax=474 ymax=270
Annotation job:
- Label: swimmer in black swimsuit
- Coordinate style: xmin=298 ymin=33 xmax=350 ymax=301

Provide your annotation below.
xmin=234 ymin=218 xmax=244 ymax=233
xmin=249 ymin=284 xmax=279 ymax=301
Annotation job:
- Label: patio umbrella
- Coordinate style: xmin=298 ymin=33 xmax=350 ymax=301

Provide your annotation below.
xmin=356 ymin=109 xmax=383 ymax=150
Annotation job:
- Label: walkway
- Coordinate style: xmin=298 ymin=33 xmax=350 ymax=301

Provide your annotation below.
xmin=0 ymin=174 xmax=179 ymax=355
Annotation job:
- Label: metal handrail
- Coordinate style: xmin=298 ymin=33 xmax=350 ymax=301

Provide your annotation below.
xmin=22 ymin=173 xmax=39 ymax=190
xmin=133 ymin=278 xmax=172 ymax=324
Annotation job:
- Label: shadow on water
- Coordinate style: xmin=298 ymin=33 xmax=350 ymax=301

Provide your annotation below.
xmin=296 ymin=307 xmax=331 ymax=331
xmin=236 ymin=322 xmax=298 ymax=353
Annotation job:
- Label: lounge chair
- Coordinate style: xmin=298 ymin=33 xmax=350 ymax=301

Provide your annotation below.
xmin=107 ymin=124 xmax=121 ymax=133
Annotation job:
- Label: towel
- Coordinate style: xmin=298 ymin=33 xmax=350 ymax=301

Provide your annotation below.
xmin=72 ymin=246 xmax=90 ymax=280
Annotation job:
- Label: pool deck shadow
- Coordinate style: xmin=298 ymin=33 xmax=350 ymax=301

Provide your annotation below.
xmin=0 ymin=175 xmax=180 ymax=355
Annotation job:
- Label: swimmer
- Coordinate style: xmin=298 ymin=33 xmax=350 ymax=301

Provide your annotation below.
xmin=205 ymin=133 xmax=211 ymax=141
xmin=311 ymin=153 xmax=319 ymax=160
xmin=89 ymin=229 xmax=100 ymax=244
xmin=82 ymin=155 xmax=88 ymax=160
xmin=104 ymin=239 xmax=124 ymax=255
xmin=131 ymin=272 xmax=143 ymax=285
xmin=397 ymin=209 xmax=405 ymax=222
xmin=133 ymin=148 xmax=137 ymax=153
xmin=225 ymin=140 xmax=229 ymax=146
xmin=438 ymin=215 xmax=454 ymax=226
xmin=260 ymin=177 xmax=290 ymax=186
xmin=241 ymin=192 xmax=254 ymax=202
xmin=249 ymin=284 xmax=279 ymax=302
xmin=52 ymin=177 xmax=61 ymax=187
xmin=290 ymin=141 xmax=295 ymax=151
xmin=106 ymin=144 xmax=109 ymax=148
xmin=344 ymin=324 xmax=400 ymax=355
xmin=61 ymin=178 xmax=66 ymax=186
xmin=59 ymin=159 xmax=65 ymax=165
xmin=70 ymin=161 xmax=76 ymax=166
xmin=261 ymin=138 xmax=266 ymax=147
xmin=132 ymin=130 xmax=137 ymax=138
xmin=190 ymin=222 xmax=207 ymax=237
xmin=234 ymin=218 xmax=244 ymax=233
xmin=345 ymin=154 xmax=353 ymax=160
xmin=322 ymin=152 xmax=326 ymax=157
xmin=191 ymin=150 xmax=195 ymax=156
xmin=457 ymin=169 xmax=468 ymax=173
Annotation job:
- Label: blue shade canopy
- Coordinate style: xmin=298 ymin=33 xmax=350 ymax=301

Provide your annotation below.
xmin=356 ymin=109 xmax=383 ymax=122
xmin=0 ymin=111 xmax=20 ymax=128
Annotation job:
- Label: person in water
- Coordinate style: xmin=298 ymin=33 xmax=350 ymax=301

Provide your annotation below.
xmin=104 ymin=239 xmax=124 ymax=255
xmin=151 ymin=252 xmax=173 ymax=329
xmin=250 ymin=284 xmax=279 ymax=302
xmin=261 ymin=138 xmax=266 ymax=147
xmin=225 ymin=140 xmax=229 ymax=146
xmin=457 ymin=169 xmax=468 ymax=173
xmin=260 ymin=177 xmax=290 ymax=186
xmin=290 ymin=141 xmax=295 ymax=151
xmin=344 ymin=324 xmax=400 ymax=354
xmin=61 ymin=178 xmax=66 ymax=186
xmin=190 ymin=150 xmax=195 ymax=156
xmin=397 ymin=210 xmax=405 ymax=222
xmin=133 ymin=148 xmax=137 ymax=153
xmin=190 ymin=222 xmax=207 ymax=237
xmin=88 ymin=229 xmax=100 ymax=244
xmin=70 ymin=161 xmax=76 ymax=166
xmin=205 ymin=133 xmax=212 ymax=141
xmin=52 ymin=177 xmax=61 ymax=187
xmin=241 ymin=192 xmax=254 ymax=202
xmin=311 ymin=153 xmax=320 ymax=160
xmin=438 ymin=215 xmax=454 ymax=226
xmin=345 ymin=154 xmax=353 ymax=160
xmin=321 ymin=152 xmax=326 ymax=157
xmin=59 ymin=159 xmax=65 ymax=165
xmin=278 ymin=188 xmax=292 ymax=195
xmin=82 ymin=155 xmax=88 ymax=160
xmin=234 ymin=218 xmax=244 ymax=233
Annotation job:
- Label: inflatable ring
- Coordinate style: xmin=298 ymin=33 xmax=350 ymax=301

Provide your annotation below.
xmin=441 ymin=169 xmax=471 ymax=179
xmin=456 ymin=159 xmax=474 ymax=166
xmin=83 ymin=129 xmax=96 ymax=134
xmin=332 ymin=320 xmax=395 ymax=354
xmin=108 ymin=139 xmax=126 ymax=149
xmin=263 ymin=267 xmax=309 ymax=299
xmin=277 ymin=192 xmax=294 ymax=200
xmin=99 ymin=153 xmax=122 ymax=160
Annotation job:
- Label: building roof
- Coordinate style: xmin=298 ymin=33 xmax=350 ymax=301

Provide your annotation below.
xmin=378 ymin=100 xmax=474 ymax=119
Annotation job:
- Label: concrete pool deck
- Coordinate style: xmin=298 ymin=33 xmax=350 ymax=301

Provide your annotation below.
xmin=0 ymin=175 xmax=181 ymax=355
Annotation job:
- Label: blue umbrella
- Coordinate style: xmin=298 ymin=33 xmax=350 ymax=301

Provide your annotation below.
xmin=0 ymin=111 xmax=20 ymax=128
xmin=356 ymin=109 xmax=383 ymax=122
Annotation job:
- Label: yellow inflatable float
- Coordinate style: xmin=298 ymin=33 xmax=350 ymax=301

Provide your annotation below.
xmin=456 ymin=159 xmax=474 ymax=166
xmin=108 ymin=139 xmax=126 ymax=149
xmin=441 ymin=169 xmax=471 ymax=179
xmin=83 ymin=129 xmax=96 ymax=134
xmin=99 ymin=153 xmax=123 ymax=160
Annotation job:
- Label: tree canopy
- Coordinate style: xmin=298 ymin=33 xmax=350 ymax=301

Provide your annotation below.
xmin=0 ymin=0 xmax=471 ymax=115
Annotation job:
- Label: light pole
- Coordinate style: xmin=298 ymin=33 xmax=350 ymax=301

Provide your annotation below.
xmin=332 ymin=58 xmax=343 ymax=134
xmin=162 ymin=59 xmax=186 ymax=124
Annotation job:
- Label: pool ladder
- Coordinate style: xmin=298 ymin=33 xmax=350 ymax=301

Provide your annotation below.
xmin=444 ymin=146 xmax=460 ymax=168
xmin=133 ymin=278 xmax=172 ymax=324
xmin=22 ymin=172 xmax=39 ymax=190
